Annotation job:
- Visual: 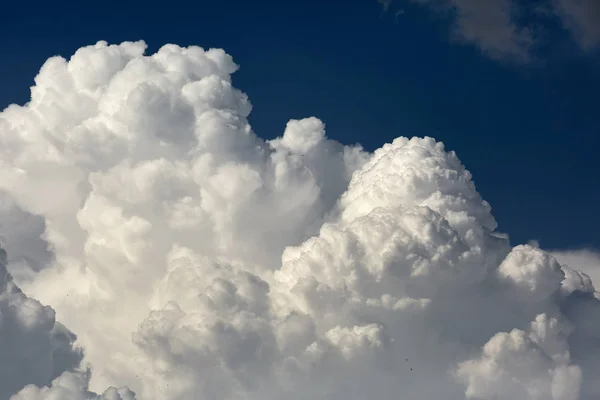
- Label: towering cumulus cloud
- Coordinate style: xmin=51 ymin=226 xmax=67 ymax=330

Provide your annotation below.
xmin=0 ymin=41 xmax=598 ymax=399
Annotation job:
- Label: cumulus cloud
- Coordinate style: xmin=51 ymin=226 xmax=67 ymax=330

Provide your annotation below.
xmin=1 ymin=245 xmax=78 ymax=399
xmin=1 ymin=243 xmax=133 ymax=400
xmin=12 ymin=371 xmax=136 ymax=400
xmin=378 ymin=0 xmax=600 ymax=62
xmin=1 ymin=40 xmax=599 ymax=399
xmin=549 ymin=249 xmax=600 ymax=296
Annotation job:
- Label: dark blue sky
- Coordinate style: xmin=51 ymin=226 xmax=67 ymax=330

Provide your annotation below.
xmin=1 ymin=0 xmax=598 ymax=250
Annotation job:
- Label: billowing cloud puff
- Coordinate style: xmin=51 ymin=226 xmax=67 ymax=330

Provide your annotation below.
xmin=550 ymin=249 xmax=600 ymax=296
xmin=1 ymin=244 xmax=132 ymax=400
xmin=12 ymin=371 xmax=136 ymax=400
xmin=0 ymin=243 xmax=81 ymax=399
xmin=0 ymin=41 xmax=599 ymax=399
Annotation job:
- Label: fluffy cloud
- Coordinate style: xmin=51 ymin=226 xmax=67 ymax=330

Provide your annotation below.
xmin=0 ymin=244 xmax=79 ymax=399
xmin=1 ymin=40 xmax=599 ymax=399
xmin=12 ymin=371 xmax=136 ymax=400
xmin=549 ymin=249 xmax=600 ymax=296
xmin=1 ymin=243 xmax=134 ymax=400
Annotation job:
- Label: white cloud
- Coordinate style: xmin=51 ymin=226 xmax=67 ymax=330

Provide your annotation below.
xmin=1 ymin=40 xmax=599 ymax=399
xmin=548 ymin=249 xmax=600 ymax=295
xmin=456 ymin=315 xmax=582 ymax=400
xmin=0 ymin=244 xmax=84 ymax=399
xmin=12 ymin=371 xmax=136 ymax=400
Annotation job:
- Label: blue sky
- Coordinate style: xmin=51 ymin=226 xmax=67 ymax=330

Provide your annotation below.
xmin=1 ymin=0 xmax=598 ymax=250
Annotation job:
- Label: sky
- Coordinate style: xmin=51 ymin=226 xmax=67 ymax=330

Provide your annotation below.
xmin=1 ymin=1 xmax=600 ymax=399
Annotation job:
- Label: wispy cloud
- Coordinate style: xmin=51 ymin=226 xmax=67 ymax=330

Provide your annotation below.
xmin=414 ymin=0 xmax=536 ymax=62
xmin=553 ymin=0 xmax=600 ymax=50
xmin=378 ymin=0 xmax=600 ymax=62
xmin=378 ymin=0 xmax=393 ymax=13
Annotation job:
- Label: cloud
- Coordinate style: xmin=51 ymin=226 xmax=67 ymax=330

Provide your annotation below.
xmin=0 ymin=191 xmax=54 ymax=281
xmin=1 ymin=40 xmax=600 ymax=399
xmin=411 ymin=0 xmax=536 ymax=62
xmin=552 ymin=0 xmax=600 ymax=50
xmin=548 ymin=249 xmax=600 ymax=295
xmin=379 ymin=0 xmax=600 ymax=62
xmin=1 ymin=243 xmax=133 ymax=400
xmin=378 ymin=0 xmax=393 ymax=13
xmin=12 ymin=371 xmax=136 ymax=400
